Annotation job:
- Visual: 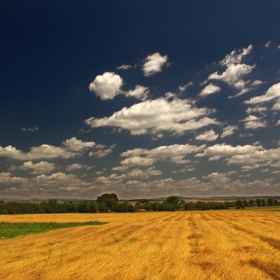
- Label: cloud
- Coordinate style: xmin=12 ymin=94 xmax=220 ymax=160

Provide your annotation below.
xmin=18 ymin=161 xmax=56 ymax=174
xmin=0 ymin=144 xmax=75 ymax=161
xmin=20 ymin=126 xmax=38 ymax=132
xmin=195 ymin=129 xmax=219 ymax=141
xmin=239 ymin=133 xmax=254 ymax=137
xmin=199 ymin=83 xmax=221 ymax=97
xmin=272 ymin=98 xmax=280 ymax=110
xmin=84 ymin=97 xmax=218 ymax=135
xmin=220 ymin=45 xmax=253 ymax=67
xmin=89 ymin=72 xmax=123 ymax=100
xmin=196 ymin=143 xmax=263 ymax=159
xmin=221 ymin=125 xmax=238 ymax=138
xmin=0 ymin=137 xmax=97 ymax=161
xmin=30 ymin=172 xmax=90 ymax=188
xmin=179 ymin=82 xmax=193 ymax=93
xmin=0 ymin=172 xmax=28 ymax=185
xmin=240 ymin=115 xmax=267 ymax=129
xmin=66 ymin=164 xmax=91 ymax=171
xmin=117 ymin=64 xmax=134 ymax=70
xmin=209 ymin=63 xmax=255 ymax=97
xmin=89 ymin=144 xmax=116 ymax=158
xmin=202 ymin=172 xmax=232 ymax=186
xmin=207 ymin=45 xmax=255 ymax=98
xmin=172 ymin=167 xmax=195 ymax=173
xmin=121 ymin=143 xmax=205 ymax=166
xmin=120 ymin=156 xmax=155 ymax=167
xmin=250 ymin=80 xmax=263 ymax=87
xmin=227 ymin=147 xmax=280 ymax=166
xmin=142 ymin=52 xmax=168 ymax=76
xmin=124 ymin=85 xmax=149 ymax=100
xmin=246 ymin=106 xmax=268 ymax=115
xmin=112 ymin=165 xmax=129 ymax=172
xmin=62 ymin=137 xmax=95 ymax=152
xmin=151 ymin=133 xmax=164 ymax=141
xmin=244 ymin=83 xmax=280 ymax=104
xmin=164 ymin=92 xmax=178 ymax=100
xmin=265 ymin=41 xmax=272 ymax=48
xmin=126 ymin=167 xmax=162 ymax=179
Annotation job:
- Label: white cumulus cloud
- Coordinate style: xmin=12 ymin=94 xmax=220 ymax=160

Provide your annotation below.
xmin=0 ymin=137 xmax=98 ymax=161
xmin=142 ymin=52 xmax=168 ymax=76
xmin=240 ymin=115 xmax=267 ymax=129
xmin=272 ymin=98 xmax=280 ymax=110
xmin=121 ymin=143 xmax=205 ymax=166
xmin=124 ymin=85 xmax=149 ymax=100
xmin=195 ymin=129 xmax=219 ymax=141
xmin=117 ymin=64 xmax=134 ymax=70
xmin=199 ymin=83 xmax=221 ymax=97
xmin=89 ymin=72 xmax=123 ymax=100
xmin=220 ymin=45 xmax=253 ymax=67
xmin=18 ymin=161 xmax=56 ymax=174
xmin=84 ymin=97 xmax=218 ymax=135
xmin=221 ymin=125 xmax=238 ymax=138
xmin=62 ymin=137 xmax=96 ymax=152
xmin=196 ymin=143 xmax=264 ymax=159
xmin=244 ymin=83 xmax=280 ymax=104
xmin=66 ymin=164 xmax=91 ymax=171
xmin=209 ymin=64 xmax=255 ymax=96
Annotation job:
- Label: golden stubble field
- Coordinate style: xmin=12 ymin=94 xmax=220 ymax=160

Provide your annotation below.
xmin=1 ymin=211 xmax=280 ymax=280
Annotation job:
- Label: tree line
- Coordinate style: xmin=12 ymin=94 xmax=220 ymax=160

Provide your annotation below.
xmin=0 ymin=194 xmax=279 ymax=214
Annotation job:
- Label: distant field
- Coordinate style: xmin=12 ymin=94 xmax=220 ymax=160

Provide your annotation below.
xmin=1 ymin=211 xmax=280 ymax=279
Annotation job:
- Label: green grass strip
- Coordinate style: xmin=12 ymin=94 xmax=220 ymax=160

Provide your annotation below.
xmin=0 ymin=221 xmax=108 ymax=239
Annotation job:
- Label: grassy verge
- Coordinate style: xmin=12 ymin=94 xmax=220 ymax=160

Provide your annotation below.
xmin=0 ymin=221 xmax=107 ymax=239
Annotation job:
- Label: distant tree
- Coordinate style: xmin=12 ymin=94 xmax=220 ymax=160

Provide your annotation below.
xmin=242 ymin=199 xmax=249 ymax=207
xmin=6 ymin=202 xmax=19 ymax=214
xmin=0 ymin=202 xmax=7 ymax=214
xmin=89 ymin=201 xmax=98 ymax=213
xmin=184 ymin=202 xmax=195 ymax=211
xmin=256 ymin=199 xmax=262 ymax=207
xmin=113 ymin=202 xmax=136 ymax=212
xmin=178 ymin=200 xmax=185 ymax=207
xmin=98 ymin=202 xmax=108 ymax=213
xmin=77 ymin=201 xmax=91 ymax=213
xmin=97 ymin=193 xmax=118 ymax=210
xmin=48 ymin=199 xmax=57 ymax=205
xmin=166 ymin=196 xmax=179 ymax=205
xmin=66 ymin=201 xmax=78 ymax=213
xmin=262 ymin=198 xmax=268 ymax=207
xmin=138 ymin=199 xmax=150 ymax=204
xmin=248 ymin=199 xmax=256 ymax=206
xmin=267 ymin=198 xmax=274 ymax=206
xmin=235 ymin=200 xmax=245 ymax=209
xmin=151 ymin=202 xmax=161 ymax=211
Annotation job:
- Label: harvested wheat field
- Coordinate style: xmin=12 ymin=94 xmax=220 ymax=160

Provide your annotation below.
xmin=1 ymin=211 xmax=280 ymax=280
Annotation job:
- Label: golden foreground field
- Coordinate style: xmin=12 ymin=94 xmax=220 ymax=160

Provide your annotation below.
xmin=1 ymin=210 xmax=280 ymax=280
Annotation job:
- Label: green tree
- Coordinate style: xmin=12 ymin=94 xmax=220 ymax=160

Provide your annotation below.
xmin=0 ymin=202 xmax=7 ymax=214
xmin=98 ymin=202 xmax=108 ymax=212
xmin=77 ymin=201 xmax=91 ymax=213
xmin=262 ymin=198 xmax=268 ymax=207
xmin=97 ymin=193 xmax=118 ymax=210
xmin=66 ymin=201 xmax=78 ymax=213
xmin=184 ymin=202 xmax=195 ymax=211
xmin=256 ymin=198 xmax=262 ymax=207
xmin=267 ymin=198 xmax=274 ymax=206
xmin=166 ymin=196 xmax=179 ymax=205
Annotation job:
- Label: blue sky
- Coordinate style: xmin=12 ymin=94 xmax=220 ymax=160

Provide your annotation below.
xmin=1 ymin=1 xmax=280 ymax=199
